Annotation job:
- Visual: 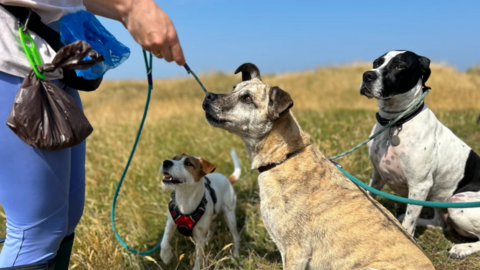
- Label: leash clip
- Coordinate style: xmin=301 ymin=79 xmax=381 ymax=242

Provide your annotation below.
xmin=329 ymin=159 xmax=342 ymax=168
xmin=16 ymin=8 xmax=32 ymax=32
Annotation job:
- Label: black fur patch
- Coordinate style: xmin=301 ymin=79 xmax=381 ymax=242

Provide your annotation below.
xmin=454 ymin=150 xmax=480 ymax=194
xmin=364 ymin=51 xmax=431 ymax=99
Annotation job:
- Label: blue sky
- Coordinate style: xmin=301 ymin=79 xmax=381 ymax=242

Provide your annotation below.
xmin=98 ymin=0 xmax=480 ymax=79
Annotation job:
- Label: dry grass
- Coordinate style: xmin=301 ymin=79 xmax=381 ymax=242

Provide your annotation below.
xmin=81 ymin=63 xmax=480 ymax=127
xmin=1 ymin=63 xmax=480 ymax=269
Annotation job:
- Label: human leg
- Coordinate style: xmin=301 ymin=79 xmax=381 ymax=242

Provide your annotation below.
xmin=0 ymin=72 xmax=71 ymax=267
xmin=53 ymin=86 xmax=86 ymax=270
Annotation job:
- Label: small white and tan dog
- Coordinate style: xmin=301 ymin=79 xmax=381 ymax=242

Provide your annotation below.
xmin=159 ymin=150 xmax=241 ymax=270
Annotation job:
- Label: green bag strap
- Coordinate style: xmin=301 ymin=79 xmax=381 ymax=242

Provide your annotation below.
xmin=18 ymin=26 xmax=46 ymax=80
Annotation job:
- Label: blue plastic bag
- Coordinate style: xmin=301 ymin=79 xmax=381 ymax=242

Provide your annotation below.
xmin=59 ymin=10 xmax=130 ymax=79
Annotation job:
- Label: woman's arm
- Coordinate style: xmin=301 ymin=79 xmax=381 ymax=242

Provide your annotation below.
xmin=83 ymin=0 xmax=122 ymax=21
xmin=84 ymin=0 xmax=185 ymax=65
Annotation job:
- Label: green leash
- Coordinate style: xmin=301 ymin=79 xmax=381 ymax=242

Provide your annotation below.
xmin=110 ymin=51 xmax=207 ymax=255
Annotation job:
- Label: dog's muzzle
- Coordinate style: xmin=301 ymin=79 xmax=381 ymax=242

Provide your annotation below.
xmin=163 ymin=160 xmax=173 ymax=169
xmin=202 ymin=93 xmax=229 ymax=125
xmin=360 ymin=71 xmax=378 ymax=98
xmin=360 ymin=84 xmax=374 ymax=98
xmin=363 ymin=71 xmax=378 ymax=82
xmin=161 ymin=160 xmax=184 ymax=184
xmin=205 ymin=92 xmax=219 ymax=102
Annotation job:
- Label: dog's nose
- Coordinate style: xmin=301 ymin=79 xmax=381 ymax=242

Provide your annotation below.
xmin=205 ymin=92 xmax=218 ymax=102
xmin=163 ymin=160 xmax=174 ymax=169
xmin=363 ymin=71 xmax=378 ymax=82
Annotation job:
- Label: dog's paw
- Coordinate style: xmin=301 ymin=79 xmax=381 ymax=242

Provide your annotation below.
xmin=160 ymin=248 xmax=174 ymax=264
xmin=448 ymin=243 xmax=475 ymax=260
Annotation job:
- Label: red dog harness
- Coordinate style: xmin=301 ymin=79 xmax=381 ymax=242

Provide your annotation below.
xmin=168 ymin=177 xmax=217 ymax=237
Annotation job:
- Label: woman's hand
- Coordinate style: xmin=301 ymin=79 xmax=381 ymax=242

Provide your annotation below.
xmin=84 ymin=0 xmax=186 ymax=66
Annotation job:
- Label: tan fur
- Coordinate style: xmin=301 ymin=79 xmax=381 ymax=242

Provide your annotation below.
xmin=173 ymin=154 xmax=216 ymax=182
xmin=199 ymin=157 xmax=216 ymax=177
xmin=228 ymin=175 xmax=236 ymax=184
xmin=187 ymin=156 xmax=204 ymax=182
xmin=203 ymin=63 xmax=435 ymax=269
xmin=257 ymin=112 xmax=434 ymax=269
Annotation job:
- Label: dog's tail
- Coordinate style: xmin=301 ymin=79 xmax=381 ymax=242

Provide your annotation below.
xmin=228 ymin=150 xmax=241 ymax=184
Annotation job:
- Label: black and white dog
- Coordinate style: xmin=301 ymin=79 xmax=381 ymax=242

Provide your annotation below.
xmin=360 ymin=50 xmax=480 ymax=259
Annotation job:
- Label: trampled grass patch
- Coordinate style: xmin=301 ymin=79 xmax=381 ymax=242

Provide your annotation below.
xmin=1 ymin=64 xmax=479 ymax=269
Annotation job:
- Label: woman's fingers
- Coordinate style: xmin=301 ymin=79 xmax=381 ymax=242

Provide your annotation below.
xmin=171 ymin=42 xmax=185 ymax=66
xmin=168 ymin=28 xmax=185 ymax=65
xmin=153 ymin=51 xmax=163 ymax=59
xmin=123 ymin=0 xmax=185 ymax=65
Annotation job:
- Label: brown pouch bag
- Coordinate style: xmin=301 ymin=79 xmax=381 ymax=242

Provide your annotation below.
xmin=6 ymin=40 xmax=104 ymax=150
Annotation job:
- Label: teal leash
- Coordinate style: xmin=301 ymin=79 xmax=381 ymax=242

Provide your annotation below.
xmin=111 ymin=52 xmax=208 ymax=255
xmin=328 ymin=89 xmax=429 ymax=160
xmin=111 ymin=50 xmax=161 ymax=255
xmin=334 ymin=163 xmax=480 ymax=208
xmin=184 ymin=64 xmax=207 ymax=93
xmin=327 ymin=88 xmax=480 ymax=208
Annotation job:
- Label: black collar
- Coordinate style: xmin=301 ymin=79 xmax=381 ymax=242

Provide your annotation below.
xmin=258 ymin=148 xmax=304 ymax=173
xmin=376 ymin=102 xmax=425 ymax=127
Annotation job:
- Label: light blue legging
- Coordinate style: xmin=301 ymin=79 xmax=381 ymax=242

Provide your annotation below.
xmin=0 ymin=71 xmax=85 ymax=267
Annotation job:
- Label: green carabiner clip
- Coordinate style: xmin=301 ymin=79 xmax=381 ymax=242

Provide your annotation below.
xmin=18 ymin=27 xmax=46 ymax=80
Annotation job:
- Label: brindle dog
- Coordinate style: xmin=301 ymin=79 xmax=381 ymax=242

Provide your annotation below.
xmin=202 ymin=63 xmax=434 ymax=270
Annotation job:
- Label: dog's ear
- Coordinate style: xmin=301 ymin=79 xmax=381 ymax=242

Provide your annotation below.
xmin=199 ymin=158 xmax=216 ymax=177
xmin=235 ymin=63 xmax=262 ymax=81
xmin=418 ymin=56 xmax=431 ymax=86
xmin=268 ymin=86 xmax=294 ymax=119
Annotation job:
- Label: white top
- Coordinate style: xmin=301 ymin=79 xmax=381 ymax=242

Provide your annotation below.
xmin=0 ymin=1 xmax=85 ymax=79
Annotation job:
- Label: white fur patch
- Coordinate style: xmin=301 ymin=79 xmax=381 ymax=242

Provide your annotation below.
xmin=369 ymin=50 xmax=406 ymax=97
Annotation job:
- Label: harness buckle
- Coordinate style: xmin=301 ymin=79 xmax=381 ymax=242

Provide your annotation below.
xmin=168 ymin=178 xmax=217 ymax=237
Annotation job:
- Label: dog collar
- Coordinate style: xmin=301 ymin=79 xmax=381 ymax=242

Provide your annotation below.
xmin=376 ymin=102 xmax=425 ymax=127
xmin=168 ymin=176 xmax=217 ymax=237
xmin=258 ymin=149 xmax=304 ymax=173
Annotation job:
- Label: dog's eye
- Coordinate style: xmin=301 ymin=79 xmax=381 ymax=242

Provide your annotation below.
xmin=242 ymin=95 xmax=253 ymax=103
xmin=396 ymin=65 xmax=404 ymax=70
xmin=373 ymin=62 xmax=379 ymax=68
xmin=185 ymin=161 xmax=194 ymax=167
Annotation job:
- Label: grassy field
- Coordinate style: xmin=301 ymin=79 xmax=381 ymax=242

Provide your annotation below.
xmin=2 ymin=63 xmax=480 ymax=269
